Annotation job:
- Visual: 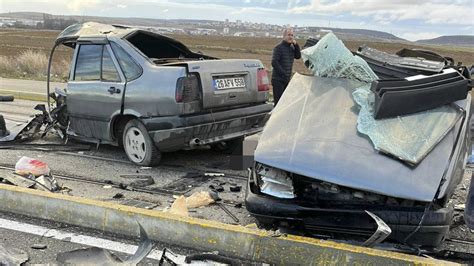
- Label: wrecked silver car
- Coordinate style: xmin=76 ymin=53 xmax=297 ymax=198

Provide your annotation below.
xmin=44 ymin=22 xmax=272 ymax=165
xmin=245 ymin=33 xmax=472 ymax=248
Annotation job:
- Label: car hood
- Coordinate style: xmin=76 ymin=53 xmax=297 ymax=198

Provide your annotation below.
xmin=255 ymin=73 xmax=468 ymax=202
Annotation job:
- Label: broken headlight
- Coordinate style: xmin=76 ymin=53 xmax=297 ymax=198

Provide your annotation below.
xmin=255 ymin=163 xmax=295 ymax=199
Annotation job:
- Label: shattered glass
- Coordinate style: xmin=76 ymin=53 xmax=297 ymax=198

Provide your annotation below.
xmin=301 ymin=32 xmax=461 ymax=165
xmin=301 ymin=32 xmax=377 ymax=83
xmin=353 ymin=85 xmax=462 ymax=164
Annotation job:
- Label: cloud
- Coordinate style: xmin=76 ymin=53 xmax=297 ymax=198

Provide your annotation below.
xmin=399 ymin=31 xmax=441 ymax=42
xmin=288 ymin=0 xmax=473 ymax=26
xmin=116 ymin=4 xmax=127 ymax=8
xmin=67 ymin=0 xmax=101 ymax=13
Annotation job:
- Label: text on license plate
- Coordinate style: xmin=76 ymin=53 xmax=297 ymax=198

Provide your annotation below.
xmin=214 ymin=77 xmax=246 ymax=89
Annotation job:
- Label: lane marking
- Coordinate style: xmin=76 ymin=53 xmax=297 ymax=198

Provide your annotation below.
xmin=0 ymin=217 xmax=185 ymax=262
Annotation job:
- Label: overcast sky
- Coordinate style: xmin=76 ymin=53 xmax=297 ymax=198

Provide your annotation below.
xmin=1 ymin=0 xmax=473 ymax=41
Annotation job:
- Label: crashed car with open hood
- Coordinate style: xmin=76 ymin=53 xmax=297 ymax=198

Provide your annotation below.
xmin=41 ymin=22 xmax=272 ymax=165
xmin=245 ymin=33 xmax=472 ymax=248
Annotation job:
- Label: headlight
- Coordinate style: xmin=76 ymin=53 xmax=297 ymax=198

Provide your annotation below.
xmin=256 ymin=163 xmax=295 ymax=199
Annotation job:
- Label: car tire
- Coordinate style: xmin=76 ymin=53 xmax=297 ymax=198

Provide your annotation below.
xmin=211 ymin=137 xmax=244 ymax=154
xmin=123 ymin=119 xmax=161 ymax=166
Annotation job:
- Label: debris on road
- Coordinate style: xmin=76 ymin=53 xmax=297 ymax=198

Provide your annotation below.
xmin=229 ymin=185 xmax=242 ymax=192
xmin=185 ymin=252 xmax=240 ymax=265
xmin=0 ymin=157 xmax=61 ymax=192
xmin=0 ymin=115 xmax=8 ymax=137
xmin=113 ymin=193 xmax=124 ymax=199
xmin=120 ymin=174 xmax=154 ymax=187
xmin=0 ymin=244 xmax=29 ymax=265
xmin=217 ymin=203 xmax=239 ymax=223
xmin=31 ymin=244 xmax=47 ymax=250
xmin=15 ymin=156 xmax=50 ymax=177
xmin=35 ymin=175 xmax=59 ymax=192
xmin=3 ymin=173 xmax=36 ymax=188
xmin=166 ymin=196 xmax=189 ymax=216
xmin=185 ymin=191 xmax=215 ymax=208
xmin=209 ymin=184 xmax=224 ymax=192
xmin=205 ymin=172 xmax=225 ymax=177
xmin=56 ymin=223 xmax=154 ymax=265
xmin=0 ymin=96 xmax=14 ymax=102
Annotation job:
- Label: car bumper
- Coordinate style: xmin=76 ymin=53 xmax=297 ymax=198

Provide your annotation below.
xmin=143 ymin=104 xmax=272 ymax=151
xmin=245 ymin=175 xmax=453 ymax=247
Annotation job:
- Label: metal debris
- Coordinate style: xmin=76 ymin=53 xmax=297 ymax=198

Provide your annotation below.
xmin=217 ymin=203 xmax=239 ymax=223
xmin=362 ymin=211 xmax=392 ymax=247
xmin=56 ymin=223 xmax=154 ymax=265
xmin=0 ymin=244 xmax=29 ymax=265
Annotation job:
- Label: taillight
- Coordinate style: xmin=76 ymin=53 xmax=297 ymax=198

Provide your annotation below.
xmin=176 ymin=74 xmax=200 ymax=103
xmin=257 ymin=68 xmax=270 ymax=92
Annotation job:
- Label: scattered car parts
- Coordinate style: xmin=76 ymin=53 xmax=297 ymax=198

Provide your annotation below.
xmin=372 ymin=67 xmax=471 ymax=119
xmin=56 ymin=223 xmax=154 ymax=265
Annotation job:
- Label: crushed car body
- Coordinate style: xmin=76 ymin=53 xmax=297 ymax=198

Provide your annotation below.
xmin=39 ymin=22 xmax=273 ymax=165
xmin=246 ymin=33 xmax=472 ymax=247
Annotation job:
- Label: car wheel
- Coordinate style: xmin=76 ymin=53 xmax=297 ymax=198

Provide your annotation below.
xmin=123 ymin=119 xmax=161 ymax=166
xmin=211 ymin=137 xmax=244 ymax=154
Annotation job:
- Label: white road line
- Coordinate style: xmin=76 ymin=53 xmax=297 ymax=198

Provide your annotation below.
xmin=0 ymin=217 xmax=185 ymax=261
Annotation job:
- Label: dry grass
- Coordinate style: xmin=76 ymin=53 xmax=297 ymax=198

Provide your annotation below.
xmin=0 ymin=49 xmax=70 ymax=81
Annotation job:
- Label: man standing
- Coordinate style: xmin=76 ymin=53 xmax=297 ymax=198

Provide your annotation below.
xmin=271 ymin=28 xmax=301 ymax=106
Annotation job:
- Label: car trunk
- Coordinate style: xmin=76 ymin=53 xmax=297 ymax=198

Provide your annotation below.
xmin=125 ymin=31 xmax=266 ymax=111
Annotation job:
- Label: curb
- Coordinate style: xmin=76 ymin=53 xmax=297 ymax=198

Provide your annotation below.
xmin=0 ymin=89 xmax=47 ymax=102
xmin=0 ymin=184 xmax=455 ymax=265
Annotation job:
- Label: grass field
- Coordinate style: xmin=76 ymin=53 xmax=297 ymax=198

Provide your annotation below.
xmin=0 ymin=28 xmax=473 ymax=82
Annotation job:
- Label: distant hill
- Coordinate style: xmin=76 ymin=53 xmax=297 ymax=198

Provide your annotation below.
xmin=306 ymin=27 xmax=406 ymax=42
xmin=416 ymin=35 xmax=474 ymax=47
xmin=0 ymin=11 xmax=406 ymax=42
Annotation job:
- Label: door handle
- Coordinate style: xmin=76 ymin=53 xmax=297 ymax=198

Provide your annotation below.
xmin=108 ymin=87 xmax=121 ymax=94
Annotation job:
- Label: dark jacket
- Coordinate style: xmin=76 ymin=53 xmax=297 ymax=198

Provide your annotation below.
xmin=271 ymin=41 xmax=301 ymax=82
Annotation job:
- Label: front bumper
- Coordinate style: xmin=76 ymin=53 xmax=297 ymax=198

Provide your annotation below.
xmin=144 ymin=104 xmax=272 ymax=152
xmin=245 ymin=175 xmax=453 ymax=247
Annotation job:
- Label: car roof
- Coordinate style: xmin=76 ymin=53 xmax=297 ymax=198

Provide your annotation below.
xmin=56 ymin=22 xmax=139 ymax=45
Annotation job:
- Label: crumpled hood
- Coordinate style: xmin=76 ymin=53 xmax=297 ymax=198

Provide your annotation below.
xmin=255 ymin=73 xmax=468 ymax=202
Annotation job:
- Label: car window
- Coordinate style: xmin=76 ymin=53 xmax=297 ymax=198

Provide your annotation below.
xmin=74 ymin=44 xmax=102 ymax=81
xmin=110 ymin=42 xmax=142 ymax=81
xmin=102 ymin=47 xmax=121 ymax=82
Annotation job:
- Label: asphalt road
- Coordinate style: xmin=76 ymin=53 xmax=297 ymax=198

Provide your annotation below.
xmin=0 ymin=77 xmax=65 ymax=94
xmin=0 ymin=211 xmax=211 ymax=264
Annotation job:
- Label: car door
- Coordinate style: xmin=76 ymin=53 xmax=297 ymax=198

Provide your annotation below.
xmin=67 ymin=42 xmax=126 ymax=142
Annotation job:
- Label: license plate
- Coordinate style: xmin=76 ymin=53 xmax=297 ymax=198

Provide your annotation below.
xmin=214 ymin=77 xmax=246 ymax=90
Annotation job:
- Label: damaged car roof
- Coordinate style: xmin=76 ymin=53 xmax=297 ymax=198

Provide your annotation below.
xmin=55 ymin=22 xmax=192 ymax=54
xmin=254 ymin=73 xmax=469 ymax=202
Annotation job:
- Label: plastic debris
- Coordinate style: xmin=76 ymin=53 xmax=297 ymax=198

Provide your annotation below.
xmin=185 ymin=191 xmax=215 ymax=208
xmin=166 ymin=196 xmax=189 ymax=217
xmin=15 ymin=156 xmax=50 ymax=177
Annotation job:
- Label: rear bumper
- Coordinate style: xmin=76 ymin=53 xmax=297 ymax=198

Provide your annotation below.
xmin=143 ymin=104 xmax=272 ymax=151
xmin=245 ymin=177 xmax=453 ymax=247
